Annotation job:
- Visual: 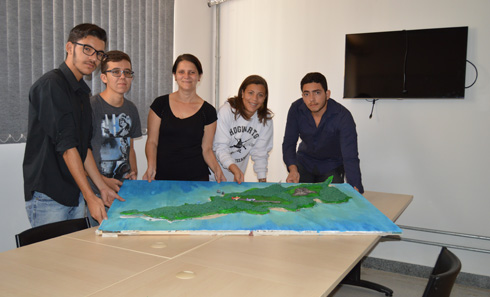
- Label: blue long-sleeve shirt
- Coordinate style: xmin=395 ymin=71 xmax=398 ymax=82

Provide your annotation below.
xmin=282 ymin=98 xmax=364 ymax=193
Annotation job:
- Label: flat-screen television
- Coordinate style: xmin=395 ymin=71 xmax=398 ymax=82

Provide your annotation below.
xmin=343 ymin=26 xmax=468 ymax=99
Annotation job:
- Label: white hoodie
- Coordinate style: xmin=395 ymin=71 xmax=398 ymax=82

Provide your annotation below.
xmin=212 ymin=101 xmax=273 ymax=181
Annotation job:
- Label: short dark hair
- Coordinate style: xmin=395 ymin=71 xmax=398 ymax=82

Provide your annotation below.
xmin=172 ymin=54 xmax=203 ymax=75
xmin=300 ymin=72 xmax=328 ymax=92
xmin=228 ymin=75 xmax=273 ymax=124
xmin=101 ymin=50 xmax=132 ymax=73
xmin=67 ymin=23 xmax=107 ymax=44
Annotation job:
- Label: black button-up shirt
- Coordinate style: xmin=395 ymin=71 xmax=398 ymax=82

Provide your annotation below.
xmin=23 ymin=62 xmax=93 ymax=206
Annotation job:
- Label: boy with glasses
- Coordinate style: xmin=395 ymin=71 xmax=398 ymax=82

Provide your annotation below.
xmin=23 ymin=24 xmax=124 ymax=227
xmin=88 ymin=50 xmax=142 ymax=225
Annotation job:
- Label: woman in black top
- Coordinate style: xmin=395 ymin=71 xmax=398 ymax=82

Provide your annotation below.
xmin=143 ymin=54 xmax=225 ymax=182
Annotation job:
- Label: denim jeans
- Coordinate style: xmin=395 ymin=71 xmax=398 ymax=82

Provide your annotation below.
xmin=25 ymin=191 xmax=85 ymax=227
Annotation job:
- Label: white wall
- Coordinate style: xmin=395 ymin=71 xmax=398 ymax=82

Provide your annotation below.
xmin=2 ymin=0 xmax=489 ymax=278
xmin=0 ymin=144 xmax=31 ymax=250
xmin=173 ymin=0 xmax=215 ymax=101
xmin=211 ymin=0 xmax=490 ymax=277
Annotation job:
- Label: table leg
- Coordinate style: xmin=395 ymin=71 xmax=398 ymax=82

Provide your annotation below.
xmin=340 ymin=261 xmax=393 ymax=296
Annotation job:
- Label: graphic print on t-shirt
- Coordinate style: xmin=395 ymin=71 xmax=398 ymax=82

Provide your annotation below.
xmin=99 ymin=113 xmax=132 ymax=179
xmin=230 ymin=136 xmax=253 ymax=154
xmin=228 ymin=125 xmax=260 ymax=155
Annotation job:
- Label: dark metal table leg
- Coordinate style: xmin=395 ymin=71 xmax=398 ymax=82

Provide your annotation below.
xmin=340 ymin=262 xmax=393 ymax=296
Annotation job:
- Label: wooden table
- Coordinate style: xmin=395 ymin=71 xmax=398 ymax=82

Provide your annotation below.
xmin=0 ymin=191 xmax=412 ymax=297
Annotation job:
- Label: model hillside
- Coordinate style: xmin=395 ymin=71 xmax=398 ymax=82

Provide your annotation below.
xmin=121 ymin=176 xmax=351 ymax=221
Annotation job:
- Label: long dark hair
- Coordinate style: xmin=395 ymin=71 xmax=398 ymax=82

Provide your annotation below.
xmin=228 ymin=75 xmax=273 ymax=124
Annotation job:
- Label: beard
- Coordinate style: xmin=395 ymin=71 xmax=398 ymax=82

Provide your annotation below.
xmin=308 ymin=99 xmax=327 ymax=113
xmin=72 ymin=50 xmax=96 ymax=77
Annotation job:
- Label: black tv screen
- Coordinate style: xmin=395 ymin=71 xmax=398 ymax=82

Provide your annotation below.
xmin=343 ymin=27 xmax=468 ymax=99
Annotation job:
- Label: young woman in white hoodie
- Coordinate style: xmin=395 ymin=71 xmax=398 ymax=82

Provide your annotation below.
xmin=212 ymin=75 xmax=273 ymax=183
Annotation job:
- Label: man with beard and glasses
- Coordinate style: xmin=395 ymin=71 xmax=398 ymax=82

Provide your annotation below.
xmin=23 ymin=23 xmax=124 ymax=227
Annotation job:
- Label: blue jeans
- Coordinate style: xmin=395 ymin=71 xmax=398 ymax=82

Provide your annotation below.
xmin=25 ymin=191 xmax=85 ymax=227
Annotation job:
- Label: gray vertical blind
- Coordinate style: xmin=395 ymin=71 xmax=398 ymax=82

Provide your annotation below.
xmin=0 ymin=0 xmax=174 ymax=144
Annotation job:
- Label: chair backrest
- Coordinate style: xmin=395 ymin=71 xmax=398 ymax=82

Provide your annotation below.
xmin=422 ymin=247 xmax=462 ymax=297
xmin=15 ymin=217 xmax=91 ymax=248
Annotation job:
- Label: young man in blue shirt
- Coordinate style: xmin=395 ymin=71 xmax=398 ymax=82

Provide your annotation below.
xmin=282 ymin=72 xmax=363 ymax=193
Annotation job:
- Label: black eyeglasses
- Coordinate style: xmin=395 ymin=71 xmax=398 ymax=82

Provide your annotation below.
xmin=72 ymin=42 xmax=107 ymax=61
xmin=104 ymin=68 xmax=135 ymax=78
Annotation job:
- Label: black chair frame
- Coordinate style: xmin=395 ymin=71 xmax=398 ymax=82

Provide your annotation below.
xmin=15 ymin=217 xmax=91 ymax=248
xmin=422 ymin=247 xmax=462 ymax=297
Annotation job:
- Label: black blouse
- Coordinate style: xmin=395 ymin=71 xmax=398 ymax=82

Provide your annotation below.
xmin=150 ymin=94 xmax=217 ymax=181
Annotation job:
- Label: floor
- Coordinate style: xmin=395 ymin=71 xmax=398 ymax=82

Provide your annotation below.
xmin=328 ymin=268 xmax=490 ymax=297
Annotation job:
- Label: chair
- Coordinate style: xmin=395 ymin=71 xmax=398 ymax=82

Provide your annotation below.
xmin=15 ymin=217 xmax=91 ymax=248
xmin=422 ymin=247 xmax=462 ymax=297
xmin=340 ymin=247 xmax=461 ymax=297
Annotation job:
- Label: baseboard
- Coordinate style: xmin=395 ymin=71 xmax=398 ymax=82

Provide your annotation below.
xmin=362 ymin=256 xmax=490 ymax=290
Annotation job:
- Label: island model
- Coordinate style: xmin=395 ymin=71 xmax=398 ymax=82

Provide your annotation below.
xmin=120 ymin=176 xmax=350 ymax=221
xmin=98 ymin=177 xmax=402 ymax=235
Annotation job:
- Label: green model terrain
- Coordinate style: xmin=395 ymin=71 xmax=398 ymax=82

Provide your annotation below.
xmin=120 ymin=176 xmax=351 ymax=221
